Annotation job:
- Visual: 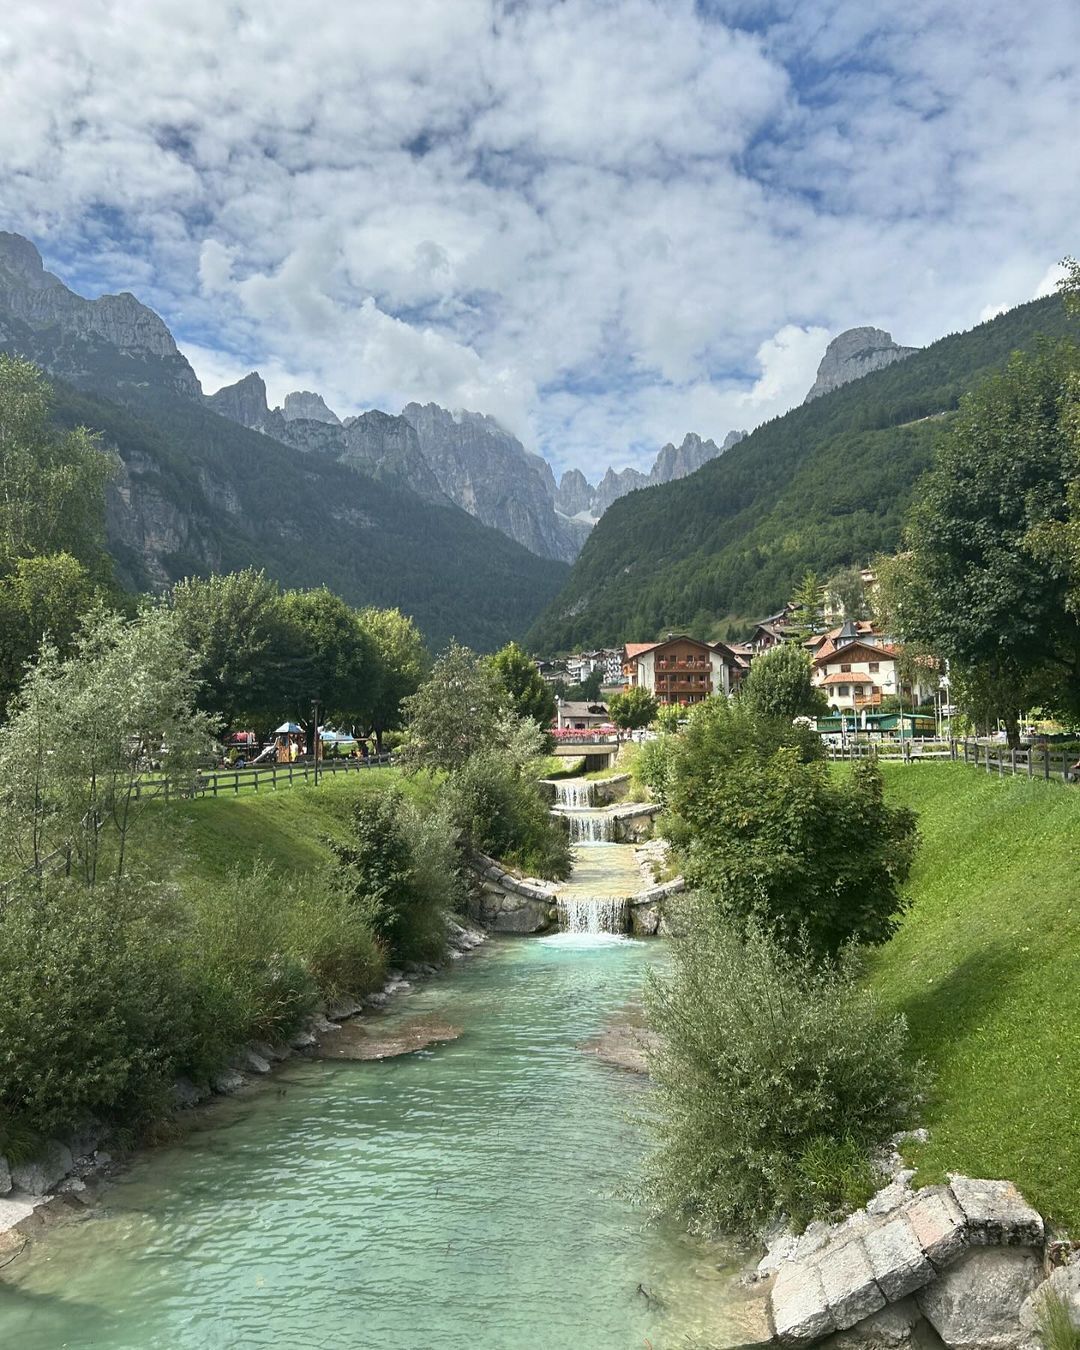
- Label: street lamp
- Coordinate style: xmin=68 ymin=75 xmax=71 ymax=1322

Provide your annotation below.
xmin=311 ymin=696 xmax=321 ymax=786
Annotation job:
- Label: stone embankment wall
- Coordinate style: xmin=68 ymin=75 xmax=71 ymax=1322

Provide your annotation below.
xmin=738 ymin=1156 xmax=1079 ymax=1349
xmin=466 ymin=853 xmax=559 ymax=933
xmin=628 ymin=878 xmax=686 ymax=934
xmin=537 ymin=772 xmax=632 ymax=805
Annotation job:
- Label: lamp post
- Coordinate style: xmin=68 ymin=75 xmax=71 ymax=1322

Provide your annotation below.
xmin=311 ymin=697 xmax=321 ymax=786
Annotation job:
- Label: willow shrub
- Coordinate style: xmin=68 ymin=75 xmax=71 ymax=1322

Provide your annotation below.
xmin=644 ymin=897 xmax=919 ymax=1239
xmin=446 ymin=749 xmax=572 ymax=881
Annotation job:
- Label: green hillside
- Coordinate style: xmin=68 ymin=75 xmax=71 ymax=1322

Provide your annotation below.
xmin=47 ymin=378 xmax=568 ymax=653
xmin=528 ymin=295 xmax=1073 ymax=649
xmin=868 ymin=762 xmax=1080 ymax=1228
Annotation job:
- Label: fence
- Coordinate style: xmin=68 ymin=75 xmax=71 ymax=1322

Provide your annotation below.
xmin=827 ymin=739 xmax=1075 ymax=783
xmin=133 ymin=752 xmax=394 ymax=801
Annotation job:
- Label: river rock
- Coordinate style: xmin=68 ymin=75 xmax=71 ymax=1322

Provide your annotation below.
xmin=238 ymin=1048 xmax=271 ymax=1075
xmin=0 ymin=1155 xmax=10 ymax=1195
xmin=212 ymin=1069 xmax=246 ymax=1096
xmin=819 ymin=1297 xmax=944 ymax=1348
xmin=327 ymin=999 xmax=363 ymax=1021
xmin=173 ymin=1076 xmax=209 ymax=1108
xmin=289 ymin=1028 xmax=318 ymax=1048
xmin=948 ymin=1176 xmax=1044 ymax=1247
xmin=916 ymin=1247 xmax=1042 ymax=1349
xmin=10 ymin=1141 xmax=74 ymax=1195
xmin=630 ymin=901 xmax=661 ymax=936
xmin=1019 ymin=1262 xmax=1080 ymax=1334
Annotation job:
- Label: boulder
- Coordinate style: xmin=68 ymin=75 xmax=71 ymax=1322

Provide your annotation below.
xmin=948 ymin=1176 xmax=1044 ymax=1247
xmin=862 ymin=1215 xmax=935 ymax=1301
xmin=916 ymin=1247 xmax=1042 ymax=1349
xmin=816 ymin=1239 xmax=886 ymax=1329
xmin=1019 ymin=1263 xmax=1080 ymax=1335
xmin=820 ymin=1297 xmax=945 ymax=1348
xmin=173 ymin=1076 xmax=208 ymax=1108
xmin=326 ymin=999 xmax=363 ymax=1021
xmin=289 ymin=1028 xmax=318 ymax=1048
xmin=237 ymin=1048 xmax=272 ymax=1075
xmin=630 ymin=902 xmax=661 ymax=936
xmin=772 ymin=1259 xmax=836 ymax=1345
xmin=10 ymin=1140 xmax=74 ymax=1195
xmin=0 ymin=1155 xmax=10 ymax=1195
xmin=212 ymin=1069 xmax=246 ymax=1096
xmin=904 ymin=1186 xmax=969 ymax=1271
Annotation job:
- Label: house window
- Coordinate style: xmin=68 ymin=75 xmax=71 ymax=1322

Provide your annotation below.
xmin=840 ymin=663 xmax=852 ymax=673
xmin=869 ymin=662 xmax=879 ymax=673
xmin=838 ymin=685 xmax=850 ymax=697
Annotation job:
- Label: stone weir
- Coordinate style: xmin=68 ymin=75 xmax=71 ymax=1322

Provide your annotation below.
xmin=467 ymin=775 xmax=684 ymax=935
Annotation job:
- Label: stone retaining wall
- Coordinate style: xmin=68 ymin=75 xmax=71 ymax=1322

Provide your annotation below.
xmin=628 ymin=877 xmax=686 ymax=934
xmin=466 ymin=853 xmax=559 ymax=933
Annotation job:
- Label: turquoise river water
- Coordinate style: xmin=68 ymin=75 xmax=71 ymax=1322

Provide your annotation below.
xmin=0 ymin=935 xmax=748 ymax=1349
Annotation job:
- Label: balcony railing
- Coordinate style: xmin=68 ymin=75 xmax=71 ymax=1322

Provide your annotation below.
xmin=656 ymin=659 xmax=711 ymax=671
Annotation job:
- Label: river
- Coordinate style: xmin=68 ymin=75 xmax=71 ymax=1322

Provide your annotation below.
xmin=0 ymin=935 xmax=749 ymax=1349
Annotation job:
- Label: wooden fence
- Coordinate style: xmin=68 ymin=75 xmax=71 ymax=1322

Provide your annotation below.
xmin=826 ymin=739 xmax=1075 ymax=782
xmin=133 ymin=752 xmax=394 ymax=801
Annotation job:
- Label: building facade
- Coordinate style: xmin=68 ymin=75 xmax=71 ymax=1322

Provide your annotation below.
xmin=622 ymin=635 xmax=740 ymax=707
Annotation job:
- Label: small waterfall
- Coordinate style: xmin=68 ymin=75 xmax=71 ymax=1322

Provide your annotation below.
xmin=555 ymin=780 xmax=596 ymax=809
xmin=564 ymin=810 xmax=616 ymax=844
xmin=558 ymin=897 xmax=627 ymax=934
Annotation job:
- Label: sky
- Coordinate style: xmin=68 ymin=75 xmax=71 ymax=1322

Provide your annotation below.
xmin=1 ymin=0 xmax=1077 ymax=479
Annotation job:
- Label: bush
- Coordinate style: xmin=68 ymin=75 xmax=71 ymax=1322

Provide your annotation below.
xmin=0 ymin=874 xmax=194 ymax=1137
xmin=330 ymin=788 xmax=463 ymax=963
xmin=634 ymin=731 xmax=680 ymax=808
xmin=446 ymin=748 xmax=572 ymax=880
xmin=644 ymin=900 xmax=918 ymax=1239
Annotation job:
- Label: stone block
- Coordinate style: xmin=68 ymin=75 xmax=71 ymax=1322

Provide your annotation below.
xmin=863 ymin=1215 xmax=936 ymax=1301
xmin=819 ymin=1297 xmax=926 ymax=1349
xmin=817 ymin=1239 xmax=886 ymax=1330
xmin=10 ymin=1141 xmax=74 ymax=1196
xmin=948 ymin=1176 xmax=1044 ymax=1247
xmin=239 ymin=1048 xmax=271 ymax=1074
xmin=904 ymin=1185 xmax=969 ymax=1270
xmin=771 ymin=1260 xmax=836 ymax=1345
xmin=917 ymin=1247 xmax=1042 ymax=1350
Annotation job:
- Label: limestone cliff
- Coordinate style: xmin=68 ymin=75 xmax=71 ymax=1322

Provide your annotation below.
xmin=804 ymin=326 xmax=918 ymax=402
xmin=563 ymin=429 xmax=746 ymax=519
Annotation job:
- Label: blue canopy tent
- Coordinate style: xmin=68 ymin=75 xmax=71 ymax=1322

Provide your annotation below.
xmin=273 ymin=721 xmax=304 ymax=735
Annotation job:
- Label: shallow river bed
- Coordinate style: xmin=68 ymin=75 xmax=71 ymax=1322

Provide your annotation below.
xmin=0 ymin=937 xmax=748 ymax=1349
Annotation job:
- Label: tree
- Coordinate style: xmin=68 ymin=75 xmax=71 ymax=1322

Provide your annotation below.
xmin=608 ymin=685 xmax=658 ymax=734
xmin=0 ymin=355 xmax=116 ymax=571
xmin=741 ymin=643 xmax=828 ymax=721
xmin=0 ymin=606 xmax=217 ymax=883
xmin=400 ymin=641 xmax=509 ymax=773
xmin=897 ymin=342 xmax=1080 ymax=742
xmin=824 ymin=566 xmax=869 ymax=621
xmin=170 ymin=568 xmax=286 ymax=729
xmin=279 ymin=588 xmax=377 ymax=729
xmin=789 ymin=570 xmax=825 ymax=638
xmin=489 ymin=641 xmax=557 ymax=728
xmin=0 ymin=553 xmax=100 ymax=714
xmin=357 ymin=607 xmax=429 ymax=749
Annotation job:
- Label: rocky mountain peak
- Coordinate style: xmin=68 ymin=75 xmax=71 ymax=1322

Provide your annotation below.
xmin=804 ymin=326 xmax=918 ymax=402
xmin=555 ymin=468 xmax=594 ymax=517
xmin=0 ymin=232 xmax=63 ymax=289
xmin=283 ymin=390 xmax=340 ymax=425
xmin=207 ymin=372 xmax=273 ymax=430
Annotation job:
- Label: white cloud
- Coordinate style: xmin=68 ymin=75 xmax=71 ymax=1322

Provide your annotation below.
xmin=1 ymin=0 xmax=1077 ymax=481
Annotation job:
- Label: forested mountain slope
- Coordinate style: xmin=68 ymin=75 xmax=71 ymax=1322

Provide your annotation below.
xmin=528 ymin=295 xmax=1073 ymax=650
xmin=47 ymin=377 xmax=569 ymax=653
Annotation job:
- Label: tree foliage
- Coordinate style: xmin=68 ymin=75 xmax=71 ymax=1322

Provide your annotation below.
xmin=741 ymin=642 xmax=828 ymax=721
xmin=357 ymin=606 xmax=429 ymax=743
xmin=608 ymin=685 xmax=657 ymax=731
xmin=400 ymin=641 xmax=509 ymax=773
xmin=894 ymin=341 xmax=1080 ymax=737
xmin=489 ymin=641 xmax=557 ymax=727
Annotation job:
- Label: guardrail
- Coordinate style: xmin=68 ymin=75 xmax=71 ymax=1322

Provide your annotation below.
xmin=133 ymin=753 xmax=394 ymax=801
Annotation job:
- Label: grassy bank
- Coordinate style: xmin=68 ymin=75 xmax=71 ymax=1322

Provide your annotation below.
xmin=128 ymin=766 xmax=434 ymax=887
xmin=865 ymin=762 xmax=1080 ymax=1228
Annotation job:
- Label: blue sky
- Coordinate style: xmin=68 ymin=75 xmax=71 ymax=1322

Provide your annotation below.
xmin=1 ymin=0 xmax=1077 ymax=479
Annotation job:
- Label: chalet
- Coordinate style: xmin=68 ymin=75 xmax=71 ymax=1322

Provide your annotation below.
xmin=555 ymin=699 xmax=610 ymax=730
xmin=622 ymin=635 xmax=741 ymax=707
xmin=750 ymin=605 xmax=798 ymax=653
xmin=812 ymin=630 xmax=939 ymax=713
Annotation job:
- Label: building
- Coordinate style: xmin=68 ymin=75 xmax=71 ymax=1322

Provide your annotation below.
xmin=749 ymin=605 xmax=798 ymax=653
xmin=811 ymin=622 xmax=939 ymax=714
xmin=555 ymin=699 xmax=610 ymax=730
xmin=622 ymin=635 xmax=741 ymax=707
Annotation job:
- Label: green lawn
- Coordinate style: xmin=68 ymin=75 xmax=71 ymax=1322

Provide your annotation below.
xmin=127 ymin=766 xmax=435 ymax=888
xmin=867 ymin=762 xmax=1080 ymax=1227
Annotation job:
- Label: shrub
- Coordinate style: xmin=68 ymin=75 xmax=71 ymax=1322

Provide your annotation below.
xmin=644 ymin=899 xmax=918 ymax=1239
xmin=0 ymin=874 xmax=194 ymax=1137
xmin=330 ymin=788 xmax=464 ymax=963
xmin=634 ymin=731 xmax=679 ymax=808
xmin=446 ymin=748 xmax=572 ymax=880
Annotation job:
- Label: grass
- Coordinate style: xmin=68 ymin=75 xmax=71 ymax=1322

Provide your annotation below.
xmin=126 ymin=767 xmax=436 ymax=889
xmin=863 ymin=762 xmax=1080 ymax=1229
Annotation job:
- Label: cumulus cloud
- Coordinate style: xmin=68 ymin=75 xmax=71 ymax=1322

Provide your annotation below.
xmin=1 ymin=0 xmax=1077 ymax=479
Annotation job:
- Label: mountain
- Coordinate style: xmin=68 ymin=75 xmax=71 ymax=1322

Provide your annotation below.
xmin=400 ymin=401 xmax=587 ymax=562
xmin=527 ymin=294 xmax=1074 ymax=651
xmin=0 ymin=233 xmax=568 ymax=650
xmin=555 ymin=429 xmax=746 ymax=519
xmin=804 ymin=327 xmax=919 ymax=402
